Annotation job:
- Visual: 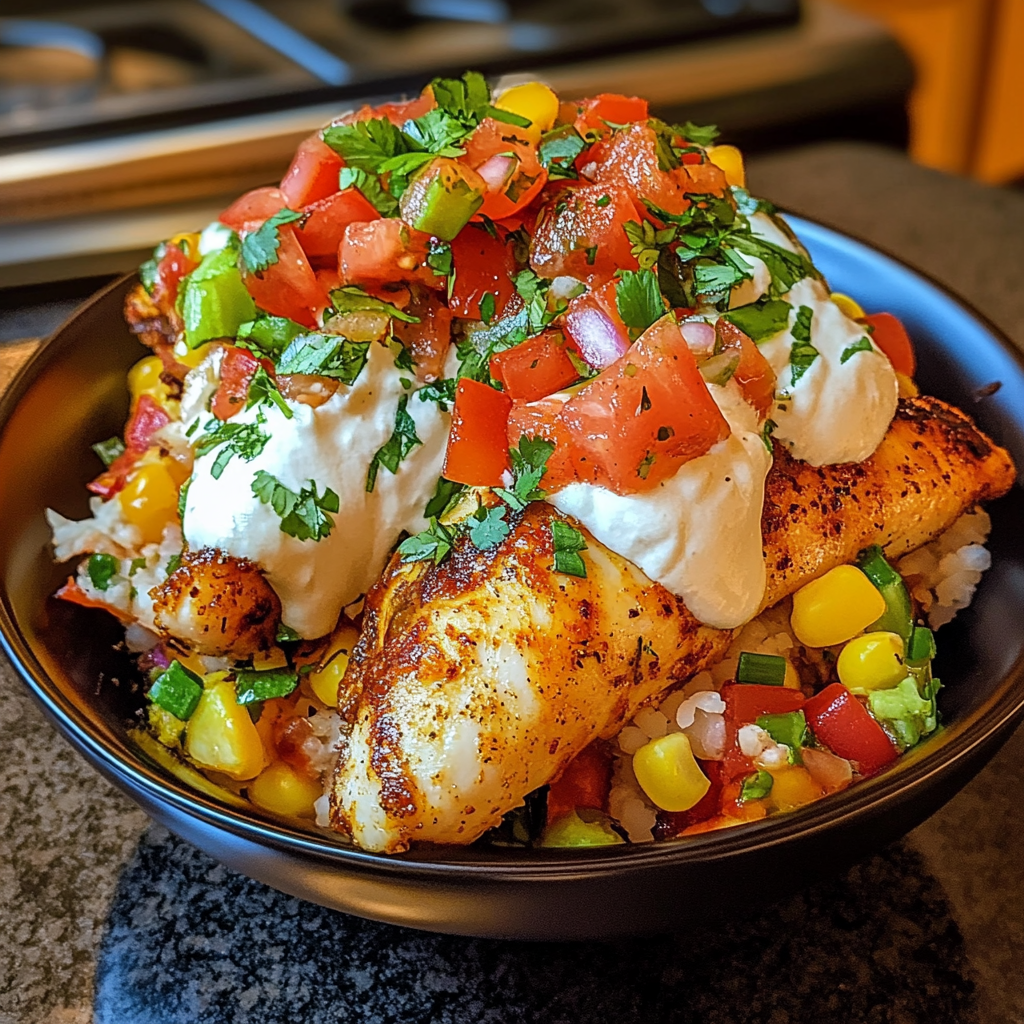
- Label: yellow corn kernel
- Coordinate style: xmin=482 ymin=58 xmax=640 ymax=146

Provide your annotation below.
xmin=127 ymin=355 xmax=176 ymax=413
xmin=249 ymin=762 xmax=321 ymax=818
xmin=897 ymin=372 xmax=919 ymax=399
xmin=493 ymin=82 xmax=558 ymax=144
xmin=173 ymin=340 xmax=218 ymax=369
xmin=185 ymin=678 xmax=266 ymax=780
xmin=307 ymin=624 xmax=360 ymax=707
xmin=768 ymin=766 xmax=823 ymax=812
xmin=782 ymin=660 xmax=802 ymax=689
xmin=169 ymin=231 xmax=201 ymax=260
xmin=118 ymin=460 xmax=180 ymax=544
xmin=837 ymin=631 xmax=907 ymax=693
xmin=830 ymin=292 xmax=865 ymax=321
xmin=706 ymin=144 xmax=745 ymax=188
xmin=632 ymin=732 xmax=710 ymax=812
xmin=790 ymin=564 xmax=887 ymax=648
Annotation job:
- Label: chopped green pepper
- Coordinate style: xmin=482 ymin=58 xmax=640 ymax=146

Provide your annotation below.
xmin=148 ymin=660 xmax=204 ymax=721
xmin=857 ymin=545 xmax=913 ymax=644
xmin=399 ymin=158 xmax=484 ymax=241
xmin=540 ymin=809 xmax=625 ymax=848
xmin=755 ymin=710 xmax=808 ymax=762
xmin=739 ymin=769 xmax=774 ymax=801
xmin=181 ymin=245 xmax=256 ymax=349
xmin=906 ymin=625 xmax=937 ymax=665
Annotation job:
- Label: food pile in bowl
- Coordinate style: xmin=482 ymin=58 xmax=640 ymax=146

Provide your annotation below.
xmin=46 ymin=73 xmax=1015 ymax=854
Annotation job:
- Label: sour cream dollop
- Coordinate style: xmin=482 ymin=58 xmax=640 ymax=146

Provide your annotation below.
xmin=183 ymin=342 xmax=448 ymax=638
xmin=549 ymin=383 xmax=771 ymax=629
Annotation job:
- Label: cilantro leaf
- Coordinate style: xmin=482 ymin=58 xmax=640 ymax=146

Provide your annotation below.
xmin=92 ymin=436 xmax=125 ymax=467
xmin=789 ymin=305 xmax=818 ymax=384
xmin=624 ymin=220 xmax=678 ymax=271
xmin=236 ymin=315 xmax=306 ymax=357
xmin=551 ymin=519 xmax=588 ymax=578
xmin=322 ymin=117 xmax=413 ymax=173
xmin=87 ymin=552 xmax=119 ymax=591
xmin=399 ymin=108 xmax=469 ymax=156
xmin=366 ymin=395 xmax=422 ymax=492
xmin=278 ymin=333 xmax=370 ymax=386
xmin=195 ymin=417 xmax=271 ymax=480
xmin=430 ymin=70 xmax=491 ymax=122
xmin=275 ymin=623 xmax=301 ymax=643
xmin=426 ymin=238 xmax=453 ymax=277
xmin=423 ymin=476 xmax=466 ymax=519
xmin=721 ymin=298 xmax=793 ymax=343
xmin=840 ymin=336 xmax=874 ymax=364
xmin=398 ymin=517 xmax=456 ymax=565
xmin=246 ymin=365 xmax=293 ymax=420
xmin=486 ymin=105 xmax=532 ymax=128
xmin=679 ymin=121 xmax=720 ymax=147
xmin=338 ymin=167 xmax=399 ymax=216
xmin=725 ymin=233 xmax=816 ymax=298
xmin=456 ymin=307 xmax=529 ymax=382
xmin=538 ymin=125 xmax=586 ymax=179
xmin=251 ymin=471 xmax=339 ymax=542
xmin=240 ymin=208 xmax=303 ymax=274
xmin=416 ymin=378 xmax=457 ymax=411
xmin=468 ymin=504 xmax=510 ymax=549
xmin=494 ymin=434 xmax=555 ymax=511
xmin=177 ymin=476 xmax=191 ymax=524
xmin=330 ymin=286 xmax=420 ymax=323
xmin=479 ymin=291 xmax=497 ymax=325
xmin=739 ymin=769 xmax=773 ymax=801
xmin=615 ymin=269 xmax=664 ymax=337
xmin=693 ymin=260 xmax=749 ymax=302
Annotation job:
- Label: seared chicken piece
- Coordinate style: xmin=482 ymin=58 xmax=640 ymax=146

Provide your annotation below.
xmin=330 ymin=397 xmax=1015 ymax=852
xmin=151 ymin=548 xmax=281 ymax=658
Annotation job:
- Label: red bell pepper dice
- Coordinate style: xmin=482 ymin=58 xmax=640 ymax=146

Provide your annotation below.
xmin=722 ymin=683 xmax=805 ymax=726
xmin=803 ymin=682 xmax=898 ymax=775
xmin=443 ymin=378 xmax=513 ymax=487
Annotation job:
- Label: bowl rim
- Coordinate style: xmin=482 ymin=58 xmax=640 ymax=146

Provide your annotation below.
xmin=2 ymin=212 xmax=1024 ymax=880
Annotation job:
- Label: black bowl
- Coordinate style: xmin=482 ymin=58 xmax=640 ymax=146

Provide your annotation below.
xmin=2 ymin=217 xmax=1023 ymax=940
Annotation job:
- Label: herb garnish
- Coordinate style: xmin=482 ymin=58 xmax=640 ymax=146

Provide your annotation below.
xmin=240 ymin=208 xmax=303 ymax=273
xmin=789 ymin=305 xmax=818 ymax=383
xmin=840 ymin=336 xmax=874 ymax=364
xmin=251 ymin=471 xmax=339 ymax=542
xmin=366 ymin=395 xmax=422 ymax=492
xmin=615 ymin=269 xmax=664 ymax=338
xmin=277 ymin=333 xmax=370 ymax=385
xmin=329 ymin=286 xmax=420 ymax=323
xmin=92 ymin=436 xmax=125 ymax=467
xmin=87 ymin=553 xmax=119 ymax=591
xmin=551 ymin=520 xmax=588 ymax=578
xmin=246 ymin=365 xmax=293 ymax=420
xmin=721 ymin=298 xmax=793 ymax=343
xmin=195 ymin=416 xmax=271 ymax=480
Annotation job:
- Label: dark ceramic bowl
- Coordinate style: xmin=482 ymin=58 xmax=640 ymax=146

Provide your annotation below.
xmin=2 ymin=217 xmax=1023 ymax=941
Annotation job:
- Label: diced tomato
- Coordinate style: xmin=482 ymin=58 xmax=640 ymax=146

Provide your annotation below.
xmin=546 ymin=742 xmax=612 ymax=823
xmin=530 ymin=182 xmax=640 ymax=283
xmin=211 ymin=346 xmax=262 ymax=421
xmin=294 ymin=188 xmax=380 ymax=261
xmin=591 ymin=124 xmax=726 ymax=216
xmin=564 ymin=280 xmax=631 ymax=369
xmin=558 ymin=315 xmax=731 ymax=492
xmin=449 ymin=224 xmax=517 ymax=320
xmin=490 ymin=330 xmax=581 ymax=403
xmin=505 ymin=394 xmax=579 ymax=489
xmin=339 ymin=219 xmax=442 ymax=291
xmin=461 ymin=118 xmax=548 ymax=220
xmin=220 ymin=186 xmax=288 ymax=233
xmin=150 ymin=242 xmax=199 ymax=315
xmin=279 ymin=134 xmax=345 ymax=208
xmin=861 ymin=312 xmax=916 ymax=377
xmin=443 ymin=379 xmax=513 ymax=487
xmin=315 ymin=267 xmax=342 ymax=295
xmin=716 ymin=320 xmax=777 ymax=418
xmin=568 ymin=93 xmax=649 ymax=136
xmin=803 ymin=682 xmax=899 ymax=776
xmin=55 ymin=577 xmax=131 ymax=621
xmin=720 ymin=683 xmax=806 ymax=782
xmin=391 ymin=286 xmax=453 ymax=382
xmin=341 ymin=90 xmax=436 ymax=127
xmin=241 ymin=226 xmax=329 ymax=328
xmin=88 ymin=394 xmax=171 ymax=498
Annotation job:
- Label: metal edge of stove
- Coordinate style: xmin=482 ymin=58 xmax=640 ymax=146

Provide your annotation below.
xmin=0 ymin=2 xmax=909 ymax=289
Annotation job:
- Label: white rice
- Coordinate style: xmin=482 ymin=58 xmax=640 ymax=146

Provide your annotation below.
xmin=607 ymin=507 xmax=993 ymax=841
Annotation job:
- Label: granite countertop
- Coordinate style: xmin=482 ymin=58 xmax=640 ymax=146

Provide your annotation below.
xmin=2 ymin=142 xmax=1024 ymax=1024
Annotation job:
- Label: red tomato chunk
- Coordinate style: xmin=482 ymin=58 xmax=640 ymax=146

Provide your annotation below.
xmin=861 ymin=311 xmax=916 ymax=377
xmin=443 ymin=379 xmax=513 ymax=487
xmin=279 ymin=134 xmax=345 ymax=208
xmin=449 ymin=225 xmax=516 ymax=320
xmin=489 ymin=331 xmax=581 ymax=403
xmin=294 ymin=189 xmax=379 ymax=261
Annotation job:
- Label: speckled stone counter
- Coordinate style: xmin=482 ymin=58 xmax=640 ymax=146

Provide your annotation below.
xmin=3 ymin=143 xmax=1024 ymax=1024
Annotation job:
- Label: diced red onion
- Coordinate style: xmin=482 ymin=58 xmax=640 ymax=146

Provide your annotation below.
xmin=801 ymin=746 xmax=853 ymax=793
xmin=476 ymin=154 xmax=517 ymax=192
xmin=680 ymin=319 xmax=716 ymax=357
xmin=565 ymin=304 xmax=631 ymax=369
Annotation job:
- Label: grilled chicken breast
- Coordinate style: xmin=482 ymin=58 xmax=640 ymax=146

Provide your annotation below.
xmin=330 ymin=396 xmax=1015 ymax=852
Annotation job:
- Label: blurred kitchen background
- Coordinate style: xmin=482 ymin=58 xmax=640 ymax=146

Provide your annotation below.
xmin=0 ymin=0 xmax=1021 ymax=336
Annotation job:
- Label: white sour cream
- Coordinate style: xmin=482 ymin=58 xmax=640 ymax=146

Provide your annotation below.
xmin=549 ymin=383 xmax=771 ymax=629
xmin=184 ymin=341 xmax=448 ymax=638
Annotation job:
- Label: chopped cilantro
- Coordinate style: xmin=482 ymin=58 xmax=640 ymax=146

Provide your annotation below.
xmin=338 ymin=167 xmax=399 ymax=216
xmin=761 ymin=418 xmax=777 ymax=453
xmin=236 ymin=315 xmax=305 ymax=357
xmin=538 ymin=125 xmax=586 ymax=179
xmin=240 ymin=208 xmax=303 ymax=274
xmin=278 ymin=333 xmax=370 ymax=386
xmin=431 ymin=70 xmax=491 ymax=122
xmin=416 ymin=378 xmax=457 ymax=411
xmin=721 ymin=298 xmax=793 ymax=343
xmin=251 ymin=471 xmax=339 ymax=542
xmin=398 ymin=517 xmax=456 ymax=565
xmin=87 ymin=553 xmax=119 ymax=592
xmin=235 ymin=667 xmax=299 ymax=706
xmin=330 ymin=285 xmax=420 ymax=323
xmin=739 ymin=769 xmax=773 ymax=801
xmin=551 ymin=520 xmax=587 ymax=578
xmin=423 ymin=476 xmax=466 ymax=519
xmin=624 ymin=220 xmax=678 ymax=272
xmin=595 ymin=194 xmax=611 ymax=208
xmin=165 ymin=553 xmax=182 ymax=576
xmin=392 ymin=342 xmax=415 ymax=371
xmin=456 ymin=307 xmax=529 ymax=382
xmin=194 ymin=417 xmax=270 ymax=480
xmin=468 ymin=504 xmax=510 ymax=549
xmin=494 ymin=434 xmax=554 ymax=511
xmin=322 ymin=117 xmax=412 ymax=174
xmin=680 ymin=120 xmax=720 ymax=147
xmin=91 ymin=436 xmax=125 ymax=467
xmin=426 ymin=237 xmax=453 ymax=277
xmin=246 ymin=366 xmax=293 ymax=420
xmin=615 ymin=269 xmax=664 ymax=338
xmin=725 ymin=233 xmax=816 ymax=298
xmin=479 ymin=291 xmax=497 ymax=325
xmin=128 ymin=556 xmax=147 ymax=577
xmin=840 ymin=336 xmax=874 ymax=364
xmin=275 ymin=623 xmax=301 ymax=643
xmin=177 ymin=476 xmax=191 ymax=523
xmin=789 ymin=305 xmax=818 ymax=384
xmin=366 ymin=395 xmax=422 ymax=492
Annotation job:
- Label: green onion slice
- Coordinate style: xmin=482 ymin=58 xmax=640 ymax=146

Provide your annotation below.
xmin=907 ymin=625 xmax=937 ymax=665
xmin=736 ymin=651 xmax=787 ymax=686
